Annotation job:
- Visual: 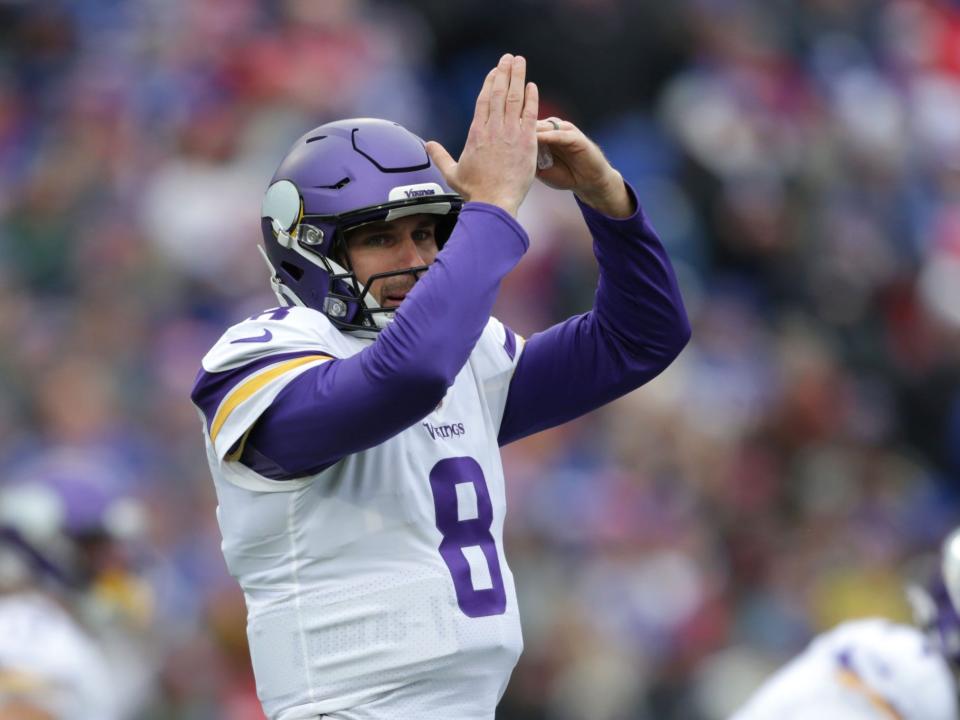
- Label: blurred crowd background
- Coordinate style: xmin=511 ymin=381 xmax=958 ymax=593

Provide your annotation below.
xmin=1 ymin=0 xmax=959 ymax=718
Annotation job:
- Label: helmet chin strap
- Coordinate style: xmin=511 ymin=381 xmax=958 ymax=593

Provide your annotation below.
xmin=371 ymin=308 xmax=396 ymax=329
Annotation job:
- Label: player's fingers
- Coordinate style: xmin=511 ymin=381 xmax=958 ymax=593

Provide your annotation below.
xmin=535 ymin=129 xmax=581 ymax=145
xmin=521 ymin=82 xmax=539 ymax=129
xmin=425 ymin=141 xmax=458 ymax=185
xmin=535 ymin=118 xmax=588 ymax=148
xmin=536 ymin=118 xmax=576 ymax=133
xmin=473 ymin=68 xmax=497 ymax=126
xmin=505 ymin=56 xmax=527 ymax=123
xmin=488 ymin=53 xmax=513 ymax=128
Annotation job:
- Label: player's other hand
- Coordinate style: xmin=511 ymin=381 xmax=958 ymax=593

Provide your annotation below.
xmin=426 ymin=54 xmax=538 ymax=218
xmin=535 ymin=118 xmax=635 ymax=218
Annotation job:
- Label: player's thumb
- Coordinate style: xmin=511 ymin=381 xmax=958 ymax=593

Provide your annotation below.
xmin=425 ymin=141 xmax=458 ymax=186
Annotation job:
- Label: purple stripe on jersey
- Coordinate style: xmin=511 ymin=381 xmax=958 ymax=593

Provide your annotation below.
xmin=190 ymin=350 xmax=334 ymax=434
xmin=498 ymin=182 xmax=690 ymax=445
xmin=502 ymin=324 xmax=516 ymax=361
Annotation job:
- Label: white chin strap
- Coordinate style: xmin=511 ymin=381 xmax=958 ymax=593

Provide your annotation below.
xmin=371 ymin=307 xmax=396 ymax=329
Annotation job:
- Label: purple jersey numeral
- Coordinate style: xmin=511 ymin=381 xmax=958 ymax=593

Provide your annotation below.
xmin=247 ymin=307 xmax=290 ymax=322
xmin=429 ymin=457 xmax=506 ymax=618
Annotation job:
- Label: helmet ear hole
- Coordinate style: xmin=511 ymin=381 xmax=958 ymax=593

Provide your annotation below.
xmin=281 ymin=261 xmax=304 ymax=281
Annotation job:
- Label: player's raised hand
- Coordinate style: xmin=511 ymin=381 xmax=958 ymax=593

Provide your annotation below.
xmin=535 ymin=118 xmax=635 ymax=218
xmin=426 ymin=54 xmax=539 ymax=218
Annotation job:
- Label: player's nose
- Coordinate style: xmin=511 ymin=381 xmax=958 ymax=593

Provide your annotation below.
xmin=397 ymin=235 xmax=428 ymax=266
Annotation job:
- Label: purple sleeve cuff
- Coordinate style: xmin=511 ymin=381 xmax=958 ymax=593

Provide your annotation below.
xmin=498 ymin=181 xmax=690 ymax=445
xmin=574 ymin=181 xmax=643 ymax=225
xmin=239 ymin=205 xmax=528 ymax=479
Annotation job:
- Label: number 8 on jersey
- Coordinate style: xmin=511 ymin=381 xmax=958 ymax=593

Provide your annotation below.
xmin=429 ymin=457 xmax=507 ymax=618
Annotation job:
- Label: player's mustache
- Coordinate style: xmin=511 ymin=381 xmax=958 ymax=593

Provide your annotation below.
xmin=380 ymin=273 xmax=419 ymax=297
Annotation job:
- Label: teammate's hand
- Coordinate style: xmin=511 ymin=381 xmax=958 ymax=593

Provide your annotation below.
xmin=426 ymin=54 xmax=538 ymax=218
xmin=535 ymin=118 xmax=635 ymax=218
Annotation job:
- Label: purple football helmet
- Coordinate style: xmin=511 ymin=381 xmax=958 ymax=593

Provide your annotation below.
xmin=908 ymin=527 xmax=960 ymax=668
xmin=260 ymin=118 xmax=463 ymax=331
xmin=0 ymin=449 xmax=145 ymax=589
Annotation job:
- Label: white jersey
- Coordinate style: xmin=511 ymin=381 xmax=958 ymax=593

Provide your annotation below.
xmin=0 ymin=592 xmax=118 ymax=720
xmin=198 ymin=307 xmax=525 ymax=720
xmin=731 ymin=618 xmax=958 ymax=720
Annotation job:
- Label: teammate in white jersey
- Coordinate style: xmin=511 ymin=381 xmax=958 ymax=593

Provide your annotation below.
xmin=192 ymin=53 xmax=690 ymax=719
xmin=0 ymin=451 xmax=156 ymax=720
xmin=730 ymin=529 xmax=960 ymax=720
xmin=0 ymin=588 xmax=116 ymax=720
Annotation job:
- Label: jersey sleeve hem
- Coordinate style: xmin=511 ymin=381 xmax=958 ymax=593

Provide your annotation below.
xmin=574 ymin=180 xmax=643 ymax=225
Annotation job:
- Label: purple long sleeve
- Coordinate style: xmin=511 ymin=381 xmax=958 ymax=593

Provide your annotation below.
xmin=497 ymin=186 xmax=690 ymax=446
xmin=238 ymin=203 xmax=528 ymax=479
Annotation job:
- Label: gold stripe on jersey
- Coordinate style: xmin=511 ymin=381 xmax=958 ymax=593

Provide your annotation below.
xmin=210 ymin=354 xmax=332 ymax=443
xmin=835 ymin=667 xmax=905 ymax=720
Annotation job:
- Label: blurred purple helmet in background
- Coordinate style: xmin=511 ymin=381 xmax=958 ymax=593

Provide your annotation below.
xmin=0 ymin=449 xmax=146 ymax=588
xmin=260 ymin=118 xmax=462 ymax=330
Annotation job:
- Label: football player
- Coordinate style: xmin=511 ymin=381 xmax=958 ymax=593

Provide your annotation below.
xmin=191 ymin=53 xmax=690 ymax=719
xmin=0 ymin=451 xmax=154 ymax=720
xmin=729 ymin=528 xmax=960 ymax=720
xmin=0 ymin=574 xmax=114 ymax=720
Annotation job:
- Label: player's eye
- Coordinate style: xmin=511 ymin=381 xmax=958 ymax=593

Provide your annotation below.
xmin=412 ymin=228 xmax=435 ymax=243
xmin=361 ymin=234 xmax=394 ymax=248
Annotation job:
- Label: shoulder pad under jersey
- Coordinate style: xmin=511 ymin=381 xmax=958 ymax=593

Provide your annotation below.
xmin=202 ymin=306 xmax=362 ymax=373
